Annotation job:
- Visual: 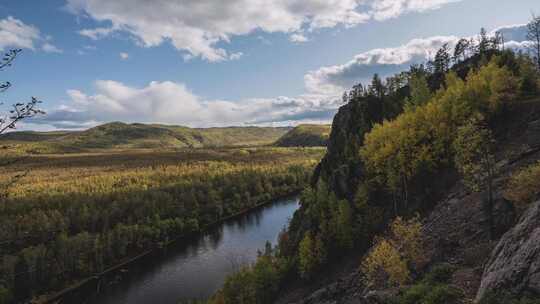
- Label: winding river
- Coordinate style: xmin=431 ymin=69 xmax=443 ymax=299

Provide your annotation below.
xmin=83 ymin=196 xmax=300 ymax=304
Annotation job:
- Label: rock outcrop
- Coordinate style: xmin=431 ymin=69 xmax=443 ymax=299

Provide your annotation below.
xmin=476 ymin=200 xmax=540 ymax=301
xmin=526 ymin=119 xmax=540 ymax=148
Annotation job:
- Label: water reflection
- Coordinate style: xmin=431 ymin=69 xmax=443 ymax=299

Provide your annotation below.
xmin=85 ymin=196 xmax=299 ymax=304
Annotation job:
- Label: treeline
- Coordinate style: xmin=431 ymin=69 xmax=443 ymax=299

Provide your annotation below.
xmin=208 ymin=26 xmax=540 ymax=304
xmin=0 ymin=148 xmax=323 ymax=303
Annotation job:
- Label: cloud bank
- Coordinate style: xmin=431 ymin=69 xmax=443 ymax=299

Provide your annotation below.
xmin=37 ymin=24 xmax=533 ymax=130
xmin=33 ymin=80 xmax=341 ymax=129
xmin=66 ymin=0 xmax=462 ymax=61
xmin=306 ymin=24 xmax=533 ymax=94
xmin=305 ymin=35 xmax=460 ymax=94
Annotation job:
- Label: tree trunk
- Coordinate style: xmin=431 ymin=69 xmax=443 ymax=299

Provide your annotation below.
xmin=392 ymin=191 xmax=398 ymax=217
xmin=487 ymin=179 xmax=494 ymax=240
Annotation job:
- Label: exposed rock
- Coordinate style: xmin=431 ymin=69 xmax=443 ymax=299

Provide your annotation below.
xmin=291 ymin=271 xmax=366 ymax=304
xmin=526 ymin=119 xmax=540 ymax=148
xmin=313 ymin=99 xmax=383 ymax=200
xmin=476 ymin=200 xmax=540 ymax=301
xmin=363 ymin=289 xmax=399 ymax=304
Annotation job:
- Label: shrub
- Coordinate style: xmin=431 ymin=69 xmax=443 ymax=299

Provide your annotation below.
xmin=478 ymin=291 xmax=540 ymax=304
xmin=399 ymin=283 xmax=462 ymax=304
xmin=423 ymin=263 xmax=455 ymax=285
xmin=422 ymin=285 xmax=463 ymax=304
xmin=400 ymin=282 xmax=430 ymax=304
xmin=504 ymin=161 xmax=540 ymax=209
xmin=219 ymin=254 xmax=285 ymax=304
xmin=390 ymin=216 xmax=424 ymax=269
xmin=363 ymin=238 xmax=410 ymax=287
xmin=362 ymin=216 xmax=424 ymax=288
xmin=0 ymin=286 xmax=12 ymax=304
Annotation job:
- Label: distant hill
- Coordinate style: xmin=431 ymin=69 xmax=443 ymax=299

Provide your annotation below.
xmin=0 ymin=122 xmax=291 ymax=153
xmin=274 ymin=124 xmax=331 ymax=147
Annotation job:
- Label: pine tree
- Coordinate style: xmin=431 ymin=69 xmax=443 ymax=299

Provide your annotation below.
xmin=405 ymin=72 xmax=432 ymax=109
xmin=527 ymin=14 xmax=540 ymax=69
xmin=478 ymin=27 xmax=490 ymax=55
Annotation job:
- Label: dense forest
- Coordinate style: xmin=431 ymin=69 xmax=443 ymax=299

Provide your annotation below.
xmin=207 ymin=21 xmax=540 ymax=304
xmin=0 ymin=147 xmax=324 ymax=303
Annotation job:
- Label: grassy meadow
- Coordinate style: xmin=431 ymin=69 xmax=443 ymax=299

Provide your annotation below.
xmin=0 ymin=122 xmax=291 ymax=154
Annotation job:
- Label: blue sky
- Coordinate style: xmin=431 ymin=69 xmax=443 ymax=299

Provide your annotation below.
xmin=0 ymin=0 xmax=539 ymax=130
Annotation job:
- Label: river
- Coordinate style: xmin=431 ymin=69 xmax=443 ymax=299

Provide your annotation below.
xmin=83 ymin=196 xmax=300 ymax=304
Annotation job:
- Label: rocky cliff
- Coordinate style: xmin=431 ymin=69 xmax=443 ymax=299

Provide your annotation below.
xmin=280 ymin=99 xmax=540 ymax=304
xmin=476 ymin=200 xmax=540 ymax=300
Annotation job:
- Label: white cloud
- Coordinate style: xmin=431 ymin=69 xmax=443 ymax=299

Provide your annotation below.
xmin=492 ymin=24 xmax=532 ymax=53
xmin=491 ymin=24 xmax=528 ymax=42
xmin=305 ymin=24 xmax=534 ymax=94
xmin=290 ymin=33 xmax=309 ymax=43
xmin=305 ymin=35 xmax=460 ymax=94
xmin=66 ymin=0 xmax=461 ymax=62
xmin=42 ymin=42 xmax=63 ymax=53
xmin=77 ymin=45 xmax=97 ymax=55
xmin=119 ymin=52 xmax=129 ymax=60
xmin=78 ymin=27 xmax=115 ymax=40
xmin=229 ymin=52 xmax=243 ymax=60
xmin=0 ymin=16 xmax=61 ymax=53
xmin=368 ymin=0 xmax=463 ymax=21
xmin=0 ymin=16 xmax=40 ymax=50
xmin=35 ymin=80 xmax=342 ymax=129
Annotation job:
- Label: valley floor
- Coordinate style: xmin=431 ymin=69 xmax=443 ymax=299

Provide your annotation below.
xmin=0 ymin=146 xmax=325 ymax=303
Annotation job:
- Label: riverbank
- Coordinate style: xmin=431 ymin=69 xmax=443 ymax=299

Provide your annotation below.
xmin=33 ymin=191 xmax=301 ymax=304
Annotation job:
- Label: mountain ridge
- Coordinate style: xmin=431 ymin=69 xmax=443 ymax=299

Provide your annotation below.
xmin=0 ymin=122 xmax=292 ymax=153
xmin=275 ymin=124 xmax=331 ymax=147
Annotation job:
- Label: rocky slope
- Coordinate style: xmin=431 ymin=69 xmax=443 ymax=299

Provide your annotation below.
xmin=476 ymin=200 xmax=540 ymax=300
xmin=280 ymin=100 xmax=540 ymax=304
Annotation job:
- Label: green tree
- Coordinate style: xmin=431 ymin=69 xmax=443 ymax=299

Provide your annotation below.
xmin=362 ymin=216 xmax=424 ymax=288
xmin=13 ymin=256 xmax=30 ymax=300
xmin=298 ymin=232 xmax=325 ymax=279
xmin=518 ymin=54 xmax=540 ymax=95
xmin=453 ymin=116 xmax=497 ymax=239
xmin=0 ymin=285 xmax=12 ymax=304
xmin=336 ymin=200 xmax=353 ymax=249
xmin=432 ymin=43 xmax=451 ymax=74
xmin=369 ymin=74 xmax=385 ymax=99
xmin=453 ymin=38 xmax=470 ymax=62
xmin=405 ymin=72 xmax=432 ymax=109
xmin=478 ymin=28 xmax=491 ymax=55
xmin=527 ymin=14 xmax=540 ymax=69
xmin=252 ymin=256 xmax=280 ymax=304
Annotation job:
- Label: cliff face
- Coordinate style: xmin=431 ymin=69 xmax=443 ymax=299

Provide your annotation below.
xmin=274 ymin=124 xmax=331 ymax=147
xmin=313 ymin=96 xmax=384 ymax=200
xmin=476 ymin=200 xmax=540 ymax=301
xmin=284 ymin=100 xmax=540 ymax=304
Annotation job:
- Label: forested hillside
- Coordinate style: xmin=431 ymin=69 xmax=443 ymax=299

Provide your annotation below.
xmin=0 ymin=122 xmax=290 ymax=153
xmin=0 ymin=147 xmax=324 ymax=303
xmin=208 ymin=25 xmax=540 ymax=304
xmin=274 ymin=125 xmax=331 ymax=147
